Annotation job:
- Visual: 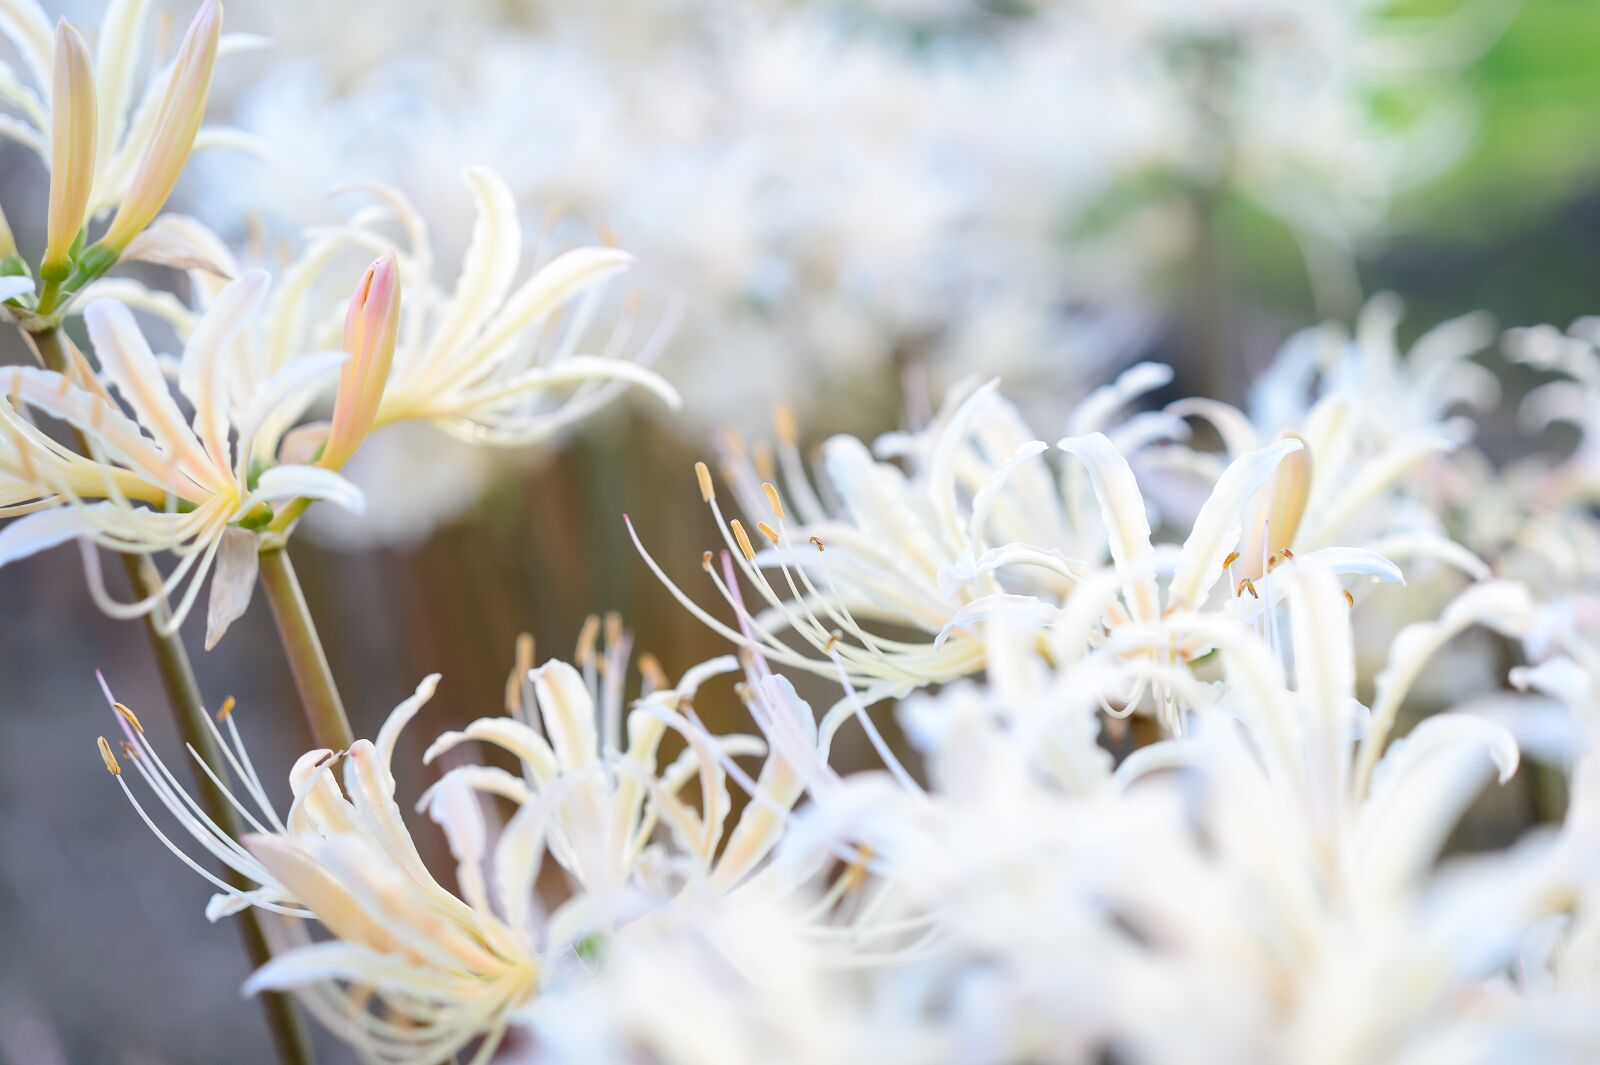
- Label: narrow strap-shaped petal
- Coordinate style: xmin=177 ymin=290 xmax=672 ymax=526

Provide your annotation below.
xmin=374 ymin=673 xmax=442 ymax=773
xmin=0 ymin=0 xmax=53 ymax=98
xmin=177 ymin=270 xmax=268 ymax=484
xmin=423 ymin=717 xmax=559 ymax=790
xmin=92 ymin=0 xmax=151 ymax=166
xmin=1057 ymin=432 xmax=1160 ymax=623
xmin=531 ymin=660 xmax=599 ymax=772
xmin=202 ymin=526 xmax=257 ymax=650
xmin=84 ymin=298 xmax=219 ymax=491
xmin=450 ymin=245 xmax=635 ymax=387
xmin=1167 ymin=436 xmax=1304 ymax=611
xmin=1357 ymin=713 xmax=1519 ymax=899
xmin=251 ymin=464 xmax=364 ymax=514
xmin=413 ymin=166 xmax=521 ymax=380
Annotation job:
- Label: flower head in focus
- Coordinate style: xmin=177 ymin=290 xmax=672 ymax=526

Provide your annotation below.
xmin=318 ymin=168 xmax=681 ymax=447
xmin=0 ymin=275 xmax=360 ymax=644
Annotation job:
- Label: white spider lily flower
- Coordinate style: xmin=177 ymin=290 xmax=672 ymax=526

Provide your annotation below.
xmin=74 ymin=170 xmax=684 ymax=539
xmin=0 ymin=0 xmax=243 ymax=222
xmin=421 ymin=622 xmax=818 ymax=936
xmin=98 ymin=673 xmax=539 ymax=1065
xmin=104 ymin=629 xmax=820 ymax=1064
xmin=628 ymin=376 xmax=1126 ymax=691
xmin=1154 ymin=297 xmax=1498 ymax=583
xmin=734 ymin=567 xmax=1568 ymax=1065
xmin=0 ymin=272 xmax=359 ymax=641
xmin=0 ymin=0 xmax=251 ymax=321
xmin=312 ymin=167 xmax=680 ymax=446
xmin=632 ymin=370 xmax=1404 ymax=701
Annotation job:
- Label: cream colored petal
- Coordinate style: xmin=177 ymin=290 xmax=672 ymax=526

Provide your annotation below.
xmin=244 ymin=834 xmax=398 ymax=954
xmin=1166 ymin=436 xmax=1304 ymax=611
xmin=202 ymin=526 xmax=257 ymax=651
xmin=448 ymin=245 xmax=635 ymax=388
xmin=1057 ymin=432 xmax=1160 ymax=623
xmin=1357 ymin=713 xmax=1519 ymax=900
xmin=0 ymin=0 xmax=52 ymax=97
xmin=1285 ymin=566 xmax=1356 ymax=835
xmin=177 ymin=270 xmax=268 ymax=484
xmin=91 ymin=0 xmax=149 ymax=165
xmin=1356 ymin=580 xmax=1535 ymax=796
xmin=423 ymin=717 xmax=559 ymax=790
xmin=83 ymin=298 xmax=217 ymax=490
xmin=412 ymin=166 xmax=521 ymax=380
xmin=531 ymin=660 xmax=598 ymax=772
xmin=374 ymin=672 xmax=443 ymax=773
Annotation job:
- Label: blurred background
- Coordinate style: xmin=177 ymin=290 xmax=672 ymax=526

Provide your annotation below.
xmin=2 ymin=0 xmax=1599 ymax=1061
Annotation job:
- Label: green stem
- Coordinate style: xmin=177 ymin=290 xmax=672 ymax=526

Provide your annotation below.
xmin=26 ymin=327 xmax=317 ymax=1065
xmin=125 ymin=556 xmax=319 ymax=1065
xmin=257 ymin=545 xmax=354 ymax=750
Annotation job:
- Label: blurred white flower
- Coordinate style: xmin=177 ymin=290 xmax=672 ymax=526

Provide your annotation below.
xmin=100 ymin=625 xmax=821 ymax=1064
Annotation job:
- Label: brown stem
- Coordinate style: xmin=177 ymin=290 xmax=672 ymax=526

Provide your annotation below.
xmin=26 ymin=327 xmax=317 ymax=1065
xmin=257 ymin=545 xmax=354 ymax=750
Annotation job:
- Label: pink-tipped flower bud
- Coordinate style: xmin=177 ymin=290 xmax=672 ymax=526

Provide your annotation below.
xmin=322 ymin=252 xmax=401 ymax=470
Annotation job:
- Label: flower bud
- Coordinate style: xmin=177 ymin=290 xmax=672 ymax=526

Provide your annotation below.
xmin=42 ymin=19 xmax=96 ymax=280
xmin=322 ymin=252 xmax=401 ymax=470
xmin=95 ymin=0 xmax=221 ymax=256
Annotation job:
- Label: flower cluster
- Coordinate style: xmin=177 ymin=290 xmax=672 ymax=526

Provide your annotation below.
xmin=100 ymin=304 xmax=1600 ymax=1062
xmin=197 ymin=0 xmax=1496 ymax=436
xmin=0 ymin=2 xmax=1592 ymax=1065
xmin=0 ymin=4 xmax=679 ymax=639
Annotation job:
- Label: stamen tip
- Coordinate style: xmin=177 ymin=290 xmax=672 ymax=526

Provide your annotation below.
xmin=97 ymin=736 xmax=121 ymax=776
xmin=112 ymin=702 xmax=144 ymax=733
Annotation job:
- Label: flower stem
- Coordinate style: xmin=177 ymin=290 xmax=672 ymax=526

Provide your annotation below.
xmin=257 ymin=545 xmax=354 ymax=750
xmin=26 ymin=326 xmax=318 ymax=1065
xmin=125 ymin=556 xmax=319 ymax=1065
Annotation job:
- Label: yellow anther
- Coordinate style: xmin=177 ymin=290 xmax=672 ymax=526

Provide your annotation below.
xmin=1223 ymin=551 xmax=1240 ymax=570
xmin=98 ymin=736 xmax=120 ymax=776
xmin=701 ymin=551 xmax=714 ymax=569
xmin=841 ymin=844 xmax=874 ymax=893
xmin=757 ymin=521 xmax=780 ymax=546
xmin=1236 ymin=577 xmax=1259 ymax=600
xmin=638 ymin=652 xmax=669 ymax=691
xmin=731 ymin=519 xmax=757 ymax=562
xmin=762 ymin=482 xmax=785 ymax=520
xmin=809 ymin=535 xmax=825 ymax=552
xmin=823 ymin=630 xmax=842 ymax=653
xmin=112 ymin=702 xmax=144 ymax=734
xmin=216 ymin=695 xmax=236 ymax=722
xmin=773 ymin=403 xmax=797 ymax=445
xmin=694 ymin=461 xmax=715 ymax=503
xmin=1343 ymin=588 xmax=1355 ymax=608
xmin=506 ymin=633 xmax=534 ymax=712
xmin=576 ymin=615 xmax=600 ymax=667
xmin=1238 ymin=432 xmax=1312 ymax=581
xmin=754 ymin=442 xmax=776 ymax=482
